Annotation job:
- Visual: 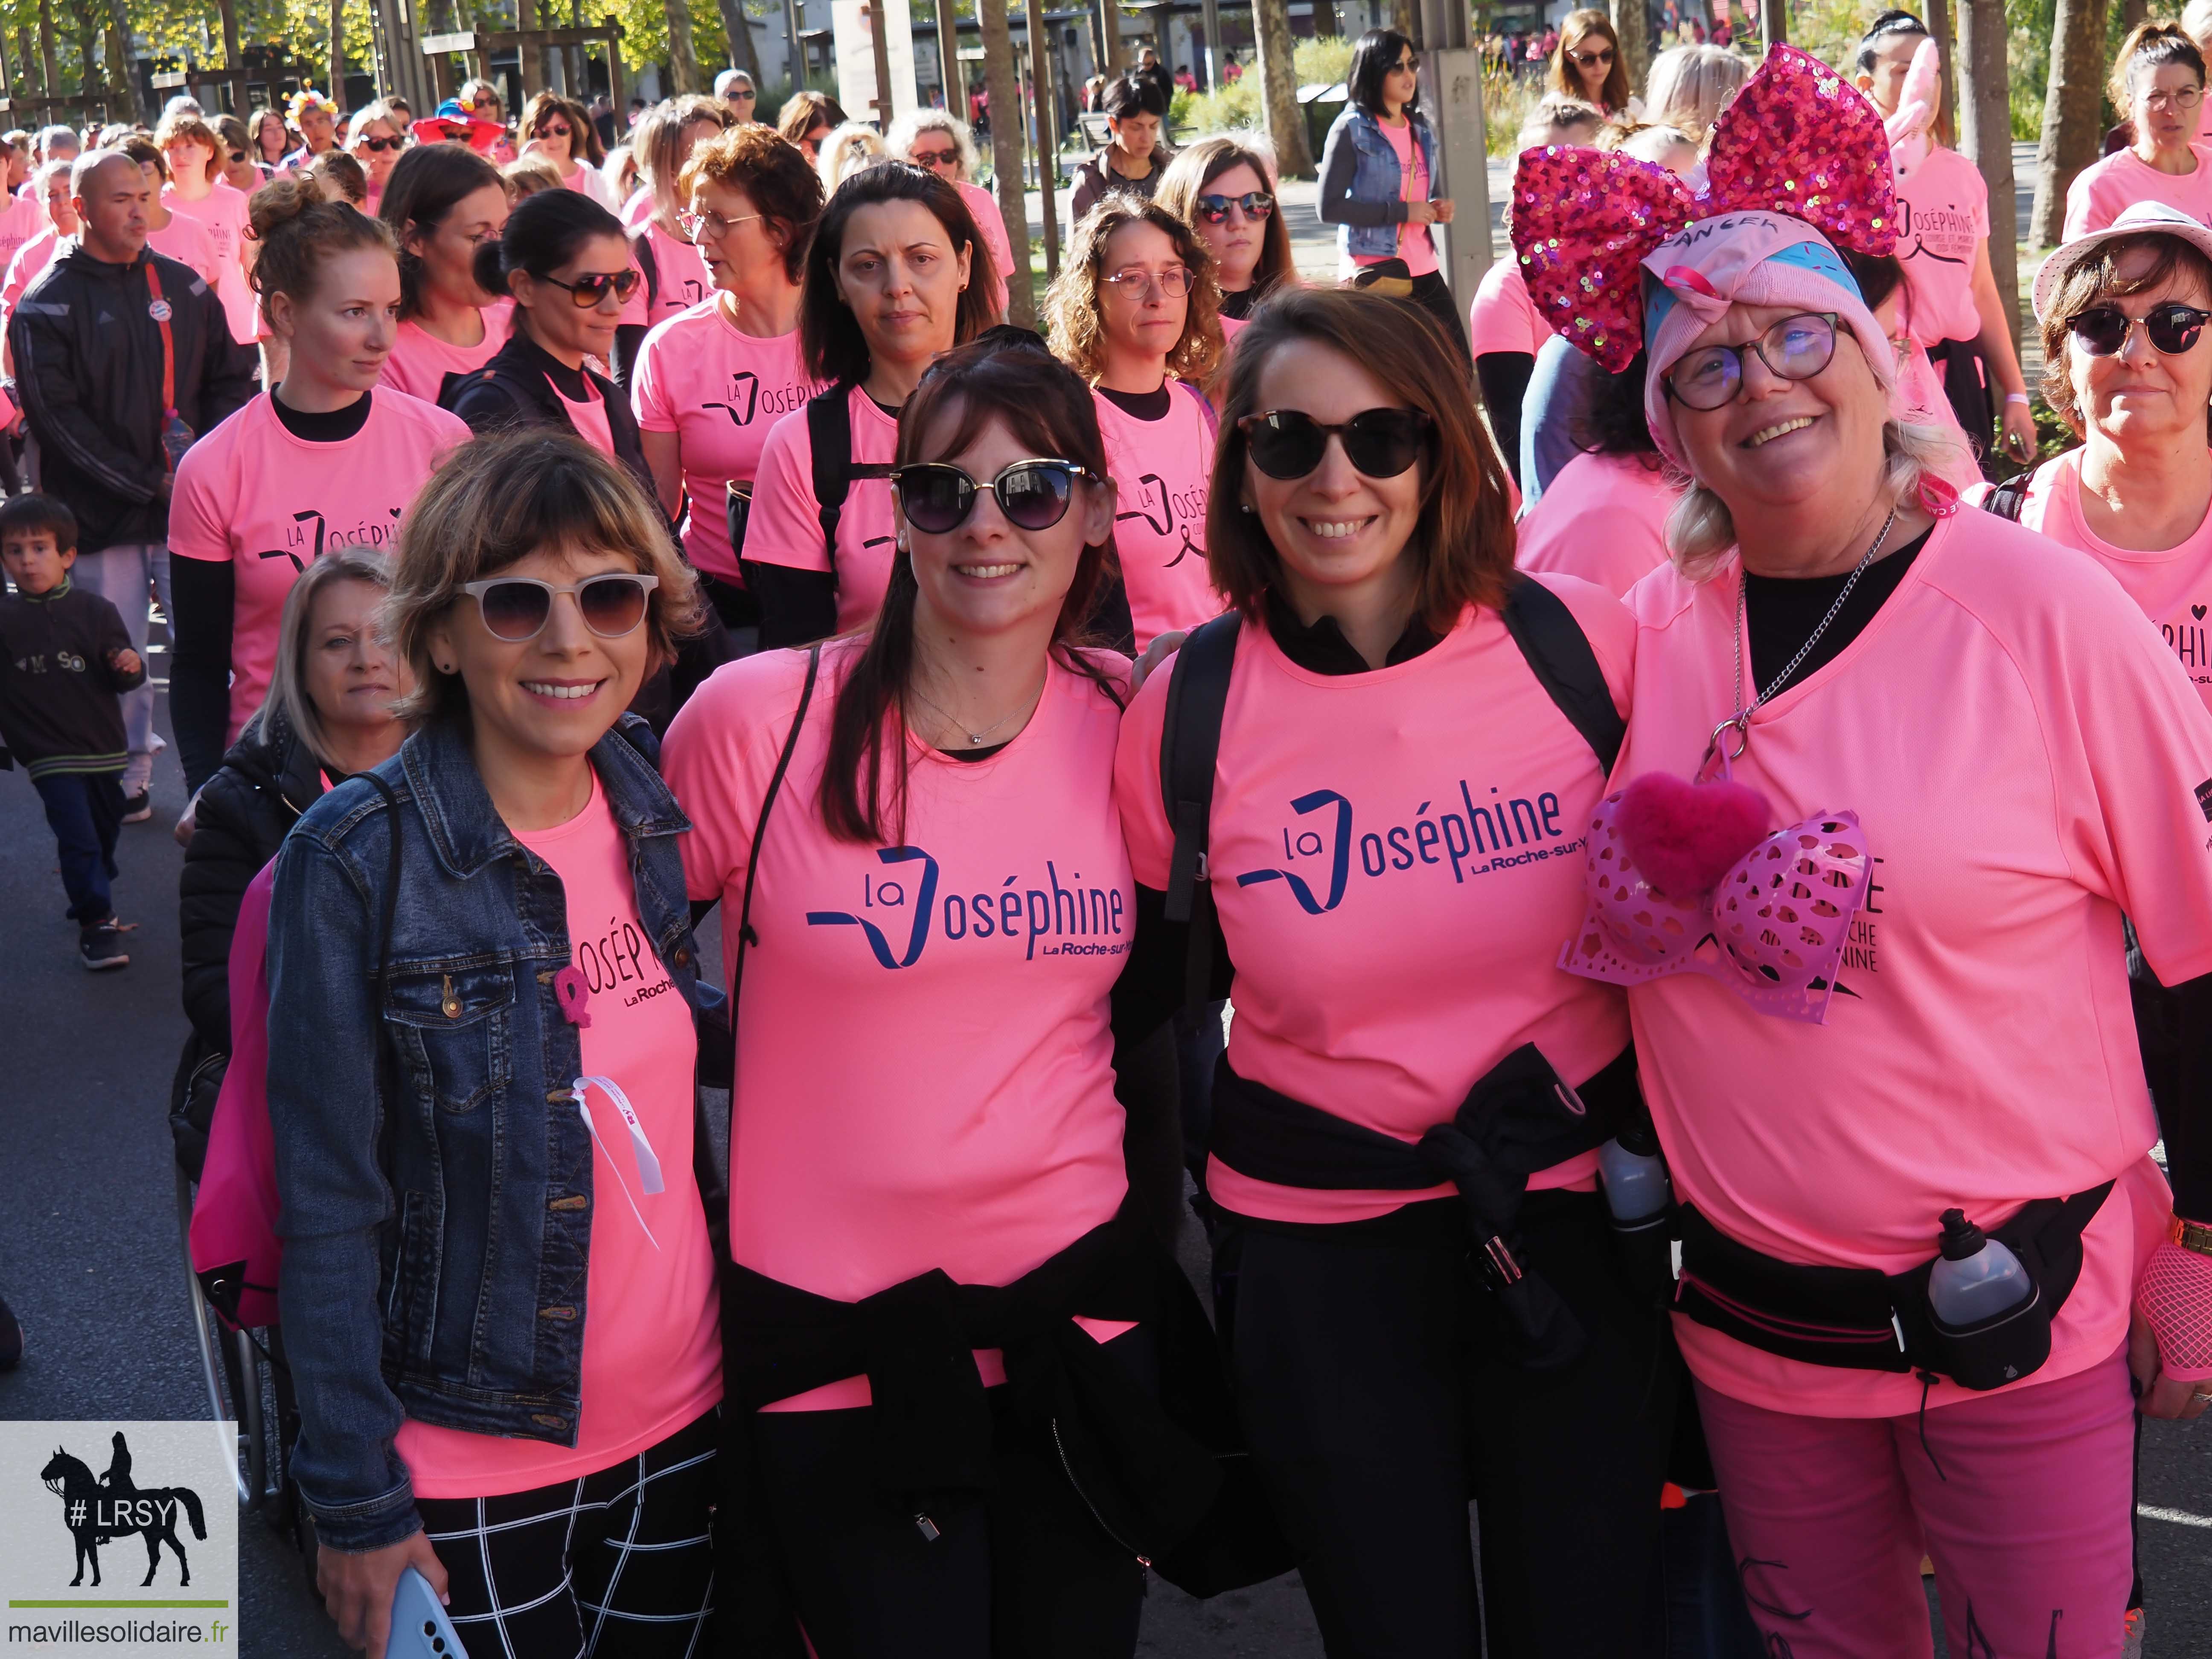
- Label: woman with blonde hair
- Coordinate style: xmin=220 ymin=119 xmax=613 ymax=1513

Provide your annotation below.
xmin=344 ymin=99 xmax=408 ymax=210
xmin=612 ymin=93 xmax=735 ymax=381
xmin=887 ymin=106 xmax=1016 ymax=315
xmin=522 ymin=89 xmax=617 ymax=207
xmin=815 ymin=121 xmax=888 ymax=195
xmin=777 ymin=88 xmax=849 ymax=163
xmin=266 ymin=430 xmax=724 ymax=1659
xmin=1156 ymin=134 xmax=1295 ymax=331
xmin=1548 ymin=9 xmax=1638 ymax=119
xmin=1045 ymin=195 xmax=1225 ymax=649
xmin=1642 ymin=42 xmax=1747 ymax=149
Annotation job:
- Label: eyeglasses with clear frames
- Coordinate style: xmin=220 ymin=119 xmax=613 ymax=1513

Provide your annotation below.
xmin=676 ymin=207 xmax=765 ymax=241
xmin=1101 ymin=265 xmax=1196 ymax=298
xmin=2144 ymin=85 xmax=2205 ymax=110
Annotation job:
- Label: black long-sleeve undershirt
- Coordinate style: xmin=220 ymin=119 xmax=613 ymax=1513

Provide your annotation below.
xmin=1475 ymin=351 xmax=1533 ymax=492
xmin=742 ymin=561 xmax=840 ymax=650
xmin=169 ymin=553 xmax=235 ymax=795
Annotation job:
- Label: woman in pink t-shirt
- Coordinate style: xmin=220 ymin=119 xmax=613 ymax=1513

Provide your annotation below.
xmin=610 ymin=94 xmax=733 ymax=389
xmin=1045 ymin=196 xmax=1226 ymax=651
xmin=1525 ymin=152 xmax=2212 ymax=1654
xmin=665 ymin=338 xmax=1260 ymax=1656
xmin=343 ymin=100 xmax=406 ymax=214
xmin=887 ymin=108 xmax=1018 ymax=318
xmin=267 ymin=432 xmax=723 ymax=1659
xmin=1157 ymin=135 xmax=1298 ymax=336
xmin=121 ymin=137 xmax=224 ymax=294
xmin=1116 ymin=286 xmax=1667 ymax=1657
xmin=1513 ymin=350 xmax=1679 ymax=597
xmin=156 ymin=111 xmax=257 ymax=348
xmin=2066 ymin=24 xmax=2212 ymax=239
xmin=1982 ymin=206 xmax=2212 ymax=715
xmin=376 ymin=143 xmax=512 ymax=403
xmin=742 ymin=163 xmax=999 ymax=648
xmin=634 ymin=123 xmax=824 ymax=633
xmin=168 ymin=175 xmax=470 ymax=795
xmin=0 ymin=160 xmax=74 ymax=375
xmin=521 ymin=89 xmax=618 ymax=210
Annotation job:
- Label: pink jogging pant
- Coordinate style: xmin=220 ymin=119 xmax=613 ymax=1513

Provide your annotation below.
xmin=1694 ymin=1345 xmax=2137 ymax=1659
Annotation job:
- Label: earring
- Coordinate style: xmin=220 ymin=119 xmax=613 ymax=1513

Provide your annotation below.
xmin=1239 ymin=501 xmax=1255 ymax=513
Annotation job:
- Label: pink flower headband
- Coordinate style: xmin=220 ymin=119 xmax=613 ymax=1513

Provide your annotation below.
xmin=1508 ymin=44 xmax=1898 ymax=375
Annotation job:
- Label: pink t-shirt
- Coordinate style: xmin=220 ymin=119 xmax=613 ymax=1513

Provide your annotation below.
xmin=377 ymin=301 xmax=515 ymax=403
xmin=163 ymin=182 xmax=257 ymax=346
xmin=553 ymin=373 xmax=616 ymax=456
xmin=745 ymin=383 xmax=901 ymax=634
xmin=662 ymin=642 xmax=1136 ymax=1409
xmin=1514 ymin=450 xmax=1676 ymax=597
xmin=631 ymin=301 xmax=820 ymax=582
xmin=1467 ymin=256 xmax=1543 ymax=361
xmin=620 ymin=218 xmax=710 ymax=332
xmin=1379 ymin=118 xmax=1437 ymax=278
xmin=398 ymin=777 xmax=721 ymax=1496
xmin=1891 ymin=144 xmax=1987 ymax=347
xmin=0 ymin=192 xmax=41 ymax=278
xmin=169 ymin=390 xmax=470 ymax=743
xmin=2 ymin=227 xmax=59 ymax=326
xmin=957 ymin=178 xmax=1015 ymax=317
xmin=1115 ymin=581 xmax=1637 ymax=1225
xmin=1616 ymin=509 xmax=2212 ymax=1418
xmin=1093 ymin=384 xmax=1226 ymax=651
xmin=622 ymin=186 xmax=653 ymax=228
xmin=148 ymin=211 xmax=223 ymax=294
xmin=2000 ymin=448 xmax=2212 ymax=711
xmin=2064 ymin=145 xmax=2212 ymax=239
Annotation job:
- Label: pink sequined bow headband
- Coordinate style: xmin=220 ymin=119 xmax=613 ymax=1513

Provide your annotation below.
xmin=1508 ymin=44 xmax=1899 ymax=373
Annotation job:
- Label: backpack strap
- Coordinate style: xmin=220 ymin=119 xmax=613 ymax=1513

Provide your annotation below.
xmin=1159 ymin=611 xmax=1243 ymax=1014
xmin=1980 ymin=469 xmax=2034 ymax=524
xmin=1499 ymin=574 xmax=1624 ymax=776
xmin=1176 ymin=376 xmax=1220 ymax=442
xmin=806 ymin=385 xmax=895 ymax=578
xmin=732 ymin=643 xmax=823 ymax=1003
xmin=630 ymin=223 xmax=661 ymax=314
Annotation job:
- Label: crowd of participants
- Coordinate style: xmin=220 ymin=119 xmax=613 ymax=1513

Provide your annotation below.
xmin=8 ymin=14 xmax=2212 ymax=1659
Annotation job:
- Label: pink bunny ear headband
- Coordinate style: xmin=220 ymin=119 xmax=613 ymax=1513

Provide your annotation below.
xmin=1884 ymin=37 xmax=1943 ymax=176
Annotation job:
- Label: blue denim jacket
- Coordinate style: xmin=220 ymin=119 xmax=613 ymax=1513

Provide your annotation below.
xmin=265 ymin=713 xmax=720 ymax=1551
xmin=1316 ymin=105 xmax=1439 ymax=260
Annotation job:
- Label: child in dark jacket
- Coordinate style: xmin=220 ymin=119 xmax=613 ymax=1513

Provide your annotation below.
xmin=0 ymin=494 xmax=145 ymax=969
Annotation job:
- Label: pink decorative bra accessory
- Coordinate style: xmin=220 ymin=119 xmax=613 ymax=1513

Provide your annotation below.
xmin=1508 ymin=44 xmax=1898 ymax=373
xmin=1559 ymin=768 xmax=1874 ymax=1023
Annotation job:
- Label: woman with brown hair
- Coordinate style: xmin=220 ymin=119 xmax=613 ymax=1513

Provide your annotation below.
xmin=1547 ymin=8 xmax=1638 ymax=119
xmin=377 ymin=142 xmax=512 ymax=402
xmin=522 ymin=89 xmax=617 ymax=208
xmin=1155 ymin=136 xmax=1295 ymax=332
xmin=1045 ymin=195 xmax=1225 ymax=650
xmin=157 ymin=108 xmax=258 ymax=347
xmin=777 ymin=88 xmax=850 ymax=165
xmin=740 ymin=162 xmax=998 ymax=646
xmin=1115 ymin=285 xmax=1671 ymax=1657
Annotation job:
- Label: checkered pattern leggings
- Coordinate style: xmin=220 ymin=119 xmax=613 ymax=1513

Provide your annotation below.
xmin=416 ymin=1409 xmax=717 ymax=1659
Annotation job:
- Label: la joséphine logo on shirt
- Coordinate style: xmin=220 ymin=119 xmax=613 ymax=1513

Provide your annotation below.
xmin=1234 ymin=777 xmax=1582 ymax=914
xmin=806 ymin=845 xmax=1128 ymax=968
xmin=1115 ymin=472 xmax=1208 ymax=568
xmin=703 ymin=370 xmax=812 ymax=428
xmin=253 ymin=506 xmax=402 ymax=571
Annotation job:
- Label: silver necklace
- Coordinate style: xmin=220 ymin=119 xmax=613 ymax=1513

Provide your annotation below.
xmin=1710 ymin=504 xmax=1898 ymax=768
xmin=908 ymin=671 xmax=1047 ymax=748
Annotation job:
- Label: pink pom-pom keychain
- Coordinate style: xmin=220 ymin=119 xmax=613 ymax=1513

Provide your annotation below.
xmin=1613 ymin=771 xmax=1774 ymax=899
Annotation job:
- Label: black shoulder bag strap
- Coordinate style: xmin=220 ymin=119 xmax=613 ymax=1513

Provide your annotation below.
xmin=630 ymin=223 xmax=661 ymax=313
xmin=1159 ymin=610 xmax=1243 ymax=1015
xmin=1500 ymin=574 xmax=1625 ymax=776
xmin=805 ymin=387 xmax=894 ymax=579
xmin=1980 ymin=469 xmax=2034 ymax=524
xmin=731 ymin=643 xmax=823 ymax=1009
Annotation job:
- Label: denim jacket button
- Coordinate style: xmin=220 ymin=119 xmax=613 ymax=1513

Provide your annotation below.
xmin=531 ymin=1413 xmax=568 ymax=1429
xmin=546 ymin=1088 xmax=570 ymax=1104
xmin=549 ymin=1195 xmax=588 ymax=1211
xmin=538 ymin=1306 xmax=576 ymax=1321
xmin=672 ymin=946 xmax=691 ymax=968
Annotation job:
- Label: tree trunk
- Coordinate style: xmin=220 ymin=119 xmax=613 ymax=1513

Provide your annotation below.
xmin=74 ymin=13 xmax=97 ymax=99
xmin=663 ymin=0 xmax=701 ymax=92
xmin=1925 ymin=0 xmax=1957 ymax=146
xmin=1095 ymin=0 xmax=1120 ymax=77
xmin=217 ymin=0 xmax=242 ymax=114
xmin=330 ymin=0 xmax=346 ymax=97
xmin=934 ymin=0 xmax=963 ymax=111
xmin=2030 ymin=0 xmax=2107 ymax=247
xmin=1611 ymin=0 xmax=1649 ymax=98
xmin=1391 ymin=0 xmax=1416 ymax=44
xmin=1957 ymin=0 xmax=2019 ymax=348
xmin=2121 ymin=0 xmax=2148 ymax=29
xmin=715 ymin=0 xmax=763 ymax=81
xmin=1252 ymin=0 xmax=1312 ymax=178
xmin=978 ymin=0 xmax=1031 ymax=324
xmin=106 ymin=0 xmax=144 ymax=122
xmin=1758 ymin=0 xmax=1786 ymax=49
xmin=35 ymin=1 xmax=58 ymax=100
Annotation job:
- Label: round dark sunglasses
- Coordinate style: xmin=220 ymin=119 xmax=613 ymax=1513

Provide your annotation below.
xmin=355 ymin=134 xmax=402 ymax=153
xmin=2067 ymin=302 xmax=2212 ymax=358
xmin=1662 ymin=312 xmax=1839 ymax=411
xmin=542 ymin=268 xmax=643 ymax=307
xmin=460 ymin=574 xmax=659 ymax=642
xmin=1237 ymin=407 xmax=1433 ymax=480
xmin=893 ymin=459 xmax=1098 ymax=534
xmin=1195 ymin=189 xmax=1275 ymax=224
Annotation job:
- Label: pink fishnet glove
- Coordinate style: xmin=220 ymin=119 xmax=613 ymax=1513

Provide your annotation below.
xmin=2137 ymin=1240 xmax=2212 ymax=1383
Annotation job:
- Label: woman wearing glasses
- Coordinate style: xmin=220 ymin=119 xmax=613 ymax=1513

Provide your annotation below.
xmin=1156 ymin=136 xmax=1295 ymax=333
xmin=378 ymin=143 xmax=513 ymax=403
xmin=1045 ymin=197 xmax=1225 ymax=649
xmin=665 ymin=336 xmax=1236 ymax=1657
xmin=1511 ymin=50 xmax=2212 ymax=1651
xmin=2066 ymin=24 xmax=2212 ymax=236
xmin=1547 ymin=9 xmax=1638 ymax=120
xmin=267 ymin=430 xmax=725 ymax=1659
xmin=611 ymin=95 xmax=734 ymax=386
xmin=741 ymin=164 xmax=996 ymax=647
xmin=523 ymin=90 xmax=618 ymax=209
xmin=777 ymin=89 xmax=849 ymax=166
xmin=345 ymin=100 xmax=408 ymax=212
xmin=632 ymin=124 xmax=825 ymax=634
xmin=1318 ymin=29 xmax=1465 ymax=356
xmin=168 ymin=174 xmax=470 ymax=794
xmin=1114 ymin=285 xmax=1665 ymax=1657
xmin=888 ymin=108 xmax=1016 ymax=318
xmin=447 ymin=190 xmax=649 ymax=484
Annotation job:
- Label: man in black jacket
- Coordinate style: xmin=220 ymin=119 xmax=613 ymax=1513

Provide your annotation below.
xmin=11 ymin=149 xmax=258 ymax=818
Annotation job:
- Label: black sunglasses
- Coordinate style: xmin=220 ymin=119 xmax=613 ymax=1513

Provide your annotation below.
xmin=460 ymin=574 xmax=658 ymax=642
xmin=1195 ymin=189 xmax=1274 ymax=223
xmin=1238 ymin=407 xmax=1432 ymax=480
xmin=356 ymin=134 xmax=401 ymax=153
xmin=893 ymin=459 xmax=1098 ymax=534
xmin=2067 ymin=301 xmax=2212 ymax=358
xmin=541 ymin=268 xmax=642 ymax=306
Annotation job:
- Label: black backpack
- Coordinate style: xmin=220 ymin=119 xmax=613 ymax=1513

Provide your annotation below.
xmin=1980 ymin=469 xmax=2034 ymax=523
xmin=804 ymin=385 xmax=898 ymax=577
xmin=1158 ymin=577 xmax=1627 ymax=1009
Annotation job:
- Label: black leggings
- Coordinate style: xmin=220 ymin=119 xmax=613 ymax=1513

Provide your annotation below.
xmin=746 ymin=1327 xmax=1155 ymax=1659
xmin=1231 ymin=1188 xmax=1678 ymax=1659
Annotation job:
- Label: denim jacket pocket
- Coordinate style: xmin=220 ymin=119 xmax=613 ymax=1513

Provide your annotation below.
xmin=384 ymin=963 xmax=516 ymax=1115
xmin=384 ymin=1187 xmax=442 ymax=1370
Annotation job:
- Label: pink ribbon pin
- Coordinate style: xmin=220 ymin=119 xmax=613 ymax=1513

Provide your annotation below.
xmin=554 ymin=965 xmax=592 ymax=1028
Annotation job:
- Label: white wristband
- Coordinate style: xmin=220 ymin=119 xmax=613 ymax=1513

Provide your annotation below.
xmin=2004 ymin=392 xmax=2031 ymax=406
